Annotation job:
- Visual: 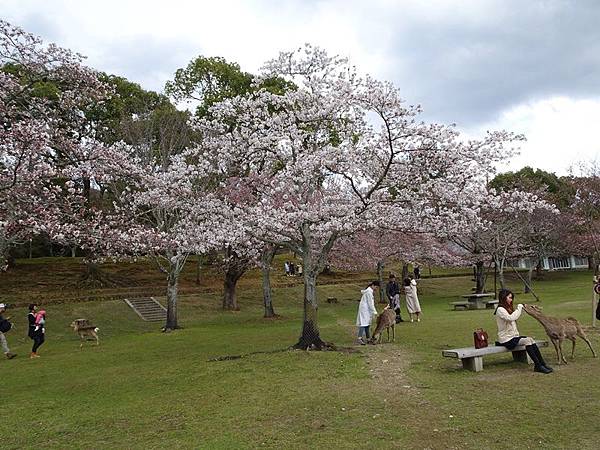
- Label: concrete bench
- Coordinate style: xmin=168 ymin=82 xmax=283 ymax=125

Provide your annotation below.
xmin=450 ymin=301 xmax=470 ymax=311
xmin=442 ymin=340 xmax=549 ymax=372
xmin=486 ymin=300 xmax=499 ymax=309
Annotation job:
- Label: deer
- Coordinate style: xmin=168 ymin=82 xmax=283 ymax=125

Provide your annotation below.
xmin=369 ymin=306 xmax=396 ymax=344
xmin=523 ymin=304 xmax=597 ymax=365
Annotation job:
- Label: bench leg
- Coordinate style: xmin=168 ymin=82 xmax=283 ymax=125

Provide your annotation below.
xmin=462 ymin=356 xmax=483 ymax=372
xmin=512 ymin=350 xmax=532 ymax=364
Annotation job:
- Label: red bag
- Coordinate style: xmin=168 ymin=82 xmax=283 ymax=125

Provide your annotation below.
xmin=473 ymin=328 xmax=488 ymax=349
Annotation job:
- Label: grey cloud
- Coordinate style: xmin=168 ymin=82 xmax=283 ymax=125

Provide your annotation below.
xmin=370 ymin=1 xmax=600 ymax=126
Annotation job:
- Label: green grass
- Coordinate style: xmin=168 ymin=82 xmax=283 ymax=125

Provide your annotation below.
xmin=1 ymin=264 xmax=599 ymax=449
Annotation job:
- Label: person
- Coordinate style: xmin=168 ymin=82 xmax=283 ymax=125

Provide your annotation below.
xmin=289 ymin=262 xmax=295 ymax=276
xmin=28 ymin=303 xmax=44 ymax=358
xmin=297 ymin=263 xmax=303 ymax=276
xmin=413 ymin=265 xmax=421 ymax=280
xmin=386 ymin=274 xmax=404 ymax=323
xmin=0 ymin=303 xmax=17 ymax=359
xmin=403 ymin=277 xmax=422 ymax=322
xmin=494 ymin=289 xmax=552 ymax=374
xmin=284 ymin=261 xmax=290 ymax=276
xmin=356 ymin=281 xmax=379 ymax=345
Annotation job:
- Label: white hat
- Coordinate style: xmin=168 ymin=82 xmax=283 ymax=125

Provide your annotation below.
xmin=0 ymin=303 xmax=6 ymax=309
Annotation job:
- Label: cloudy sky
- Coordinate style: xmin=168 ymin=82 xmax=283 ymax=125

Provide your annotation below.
xmin=2 ymin=0 xmax=599 ymax=175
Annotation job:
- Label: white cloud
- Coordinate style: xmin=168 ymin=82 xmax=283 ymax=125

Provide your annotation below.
xmin=3 ymin=0 xmax=600 ymax=176
xmin=466 ymin=96 xmax=600 ymax=176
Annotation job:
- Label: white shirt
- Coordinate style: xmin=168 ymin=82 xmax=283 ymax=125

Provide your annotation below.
xmin=495 ymin=304 xmax=523 ymax=343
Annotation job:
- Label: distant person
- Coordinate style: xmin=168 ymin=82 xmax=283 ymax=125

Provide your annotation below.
xmin=413 ymin=265 xmax=421 ymax=280
xmin=494 ymin=289 xmax=552 ymax=374
xmin=403 ymin=277 xmax=422 ymax=322
xmin=28 ymin=303 xmax=45 ymax=358
xmin=386 ymin=274 xmax=404 ymax=323
xmin=297 ymin=264 xmax=303 ymax=276
xmin=284 ymin=261 xmax=290 ymax=276
xmin=0 ymin=303 xmax=17 ymax=359
xmin=289 ymin=262 xmax=295 ymax=276
xmin=355 ymin=281 xmax=379 ymax=345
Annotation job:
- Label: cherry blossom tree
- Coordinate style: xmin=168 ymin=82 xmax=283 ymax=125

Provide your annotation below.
xmin=198 ymin=45 xmax=524 ymax=349
xmin=0 ymin=20 xmax=117 ymax=270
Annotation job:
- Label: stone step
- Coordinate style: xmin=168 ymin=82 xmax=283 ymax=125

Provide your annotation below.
xmin=124 ymin=297 xmax=167 ymax=322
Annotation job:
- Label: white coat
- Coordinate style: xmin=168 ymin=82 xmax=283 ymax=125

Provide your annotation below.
xmin=356 ymin=287 xmax=378 ymax=326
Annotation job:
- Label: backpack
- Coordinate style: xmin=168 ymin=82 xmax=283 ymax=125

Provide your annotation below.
xmin=0 ymin=318 xmax=12 ymax=333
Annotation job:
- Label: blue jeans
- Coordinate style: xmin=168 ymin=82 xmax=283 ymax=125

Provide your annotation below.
xmin=357 ymin=326 xmax=370 ymax=339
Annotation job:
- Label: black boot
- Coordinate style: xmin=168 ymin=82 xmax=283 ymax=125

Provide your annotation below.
xmin=533 ymin=344 xmax=553 ymax=372
xmin=526 ymin=345 xmax=552 ymax=374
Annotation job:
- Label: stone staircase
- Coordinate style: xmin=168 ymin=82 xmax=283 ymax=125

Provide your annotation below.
xmin=124 ymin=297 xmax=167 ymax=322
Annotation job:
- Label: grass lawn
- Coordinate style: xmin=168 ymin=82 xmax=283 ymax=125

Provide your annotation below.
xmin=1 ymin=261 xmax=599 ymax=449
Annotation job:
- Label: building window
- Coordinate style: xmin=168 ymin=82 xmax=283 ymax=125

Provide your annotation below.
xmin=548 ymin=257 xmax=570 ymax=269
xmin=573 ymin=256 xmax=588 ymax=267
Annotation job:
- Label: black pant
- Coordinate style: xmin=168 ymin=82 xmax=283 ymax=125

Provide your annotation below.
xmin=31 ymin=333 xmax=45 ymax=352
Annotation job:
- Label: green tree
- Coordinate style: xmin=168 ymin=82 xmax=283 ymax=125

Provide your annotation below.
xmin=165 ymin=56 xmax=293 ymax=118
xmin=489 ymin=166 xmax=574 ymax=209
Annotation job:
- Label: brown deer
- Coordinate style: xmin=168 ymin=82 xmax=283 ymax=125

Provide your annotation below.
xmin=523 ymin=304 xmax=597 ymax=364
xmin=369 ymin=307 xmax=396 ymax=344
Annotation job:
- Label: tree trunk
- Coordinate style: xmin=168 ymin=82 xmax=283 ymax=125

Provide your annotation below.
xmin=498 ymin=258 xmax=506 ymax=289
xmin=376 ymin=260 xmax=386 ymax=303
xmin=475 ymin=261 xmax=486 ymax=294
xmin=401 ymin=263 xmax=409 ymax=281
xmin=195 ymin=255 xmax=201 ymax=285
xmin=164 ymin=267 xmax=180 ymax=330
xmin=222 ymin=266 xmax=244 ymax=311
xmin=294 ymin=267 xmax=329 ymax=350
xmin=261 ymin=246 xmax=277 ymax=318
xmin=70 ymin=246 xmax=76 ymax=257
xmin=524 ymin=264 xmax=534 ymax=293
xmin=535 ymin=259 xmax=543 ymax=278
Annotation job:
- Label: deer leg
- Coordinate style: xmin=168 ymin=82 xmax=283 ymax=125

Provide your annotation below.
xmin=558 ymin=340 xmax=568 ymax=364
xmin=551 ymin=339 xmax=562 ymax=365
xmin=386 ymin=327 xmax=390 ymax=343
xmin=578 ymin=333 xmax=597 ymax=358
xmin=569 ymin=337 xmax=576 ymax=360
xmin=391 ymin=324 xmax=395 ymax=342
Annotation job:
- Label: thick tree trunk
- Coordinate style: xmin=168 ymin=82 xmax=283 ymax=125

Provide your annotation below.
xmin=376 ymin=260 xmax=386 ymax=303
xmin=164 ymin=268 xmax=179 ymax=330
xmin=401 ymin=263 xmax=409 ymax=281
xmin=475 ymin=261 xmax=486 ymax=294
xmin=261 ymin=246 xmax=277 ymax=318
xmin=535 ymin=259 xmax=543 ymax=278
xmin=222 ymin=266 xmax=244 ymax=311
xmin=294 ymin=268 xmax=329 ymax=350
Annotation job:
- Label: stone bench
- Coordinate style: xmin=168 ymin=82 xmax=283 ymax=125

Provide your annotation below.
xmin=486 ymin=299 xmax=499 ymax=309
xmin=450 ymin=301 xmax=470 ymax=311
xmin=442 ymin=340 xmax=549 ymax=372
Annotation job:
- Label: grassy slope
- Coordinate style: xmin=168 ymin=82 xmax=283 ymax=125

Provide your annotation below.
xmin=1 ymin=259 xmax=599 ymax=449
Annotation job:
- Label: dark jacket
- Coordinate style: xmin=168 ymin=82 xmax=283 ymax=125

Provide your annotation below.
xmin=28 ymin=312 xmax=37 ymax=338
xmin=0 ymin=313 xmax=12 ymax=333
xmin=386 ymin=281 xmax=400 ymax=298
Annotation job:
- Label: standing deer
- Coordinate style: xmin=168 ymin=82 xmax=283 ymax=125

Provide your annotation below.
xmin=369 ymin=307 xmax=396 ymax=344
xmin=523 ymin=304 xmax=597 ymax=364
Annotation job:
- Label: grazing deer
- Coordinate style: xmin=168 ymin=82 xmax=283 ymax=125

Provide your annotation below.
xmin=369 ymin=307 xmax=396 ymax=344
xmin=523 ymin=304 xmax=597 ymax=365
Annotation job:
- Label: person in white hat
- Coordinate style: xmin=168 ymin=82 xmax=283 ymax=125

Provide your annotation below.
xmin=0 ymin=303 xmax=17 ymax=359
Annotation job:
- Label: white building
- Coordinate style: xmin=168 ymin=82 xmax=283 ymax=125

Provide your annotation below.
xmin=511 ymin=256 xmax=589 ymax=270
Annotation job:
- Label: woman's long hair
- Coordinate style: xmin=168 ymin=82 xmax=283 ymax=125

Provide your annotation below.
xmin=497 ymin=288 xmax=514 ymax=314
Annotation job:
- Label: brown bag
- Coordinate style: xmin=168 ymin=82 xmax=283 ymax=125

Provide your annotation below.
xmin=473 ymin=328 xmax=489 ymax=349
